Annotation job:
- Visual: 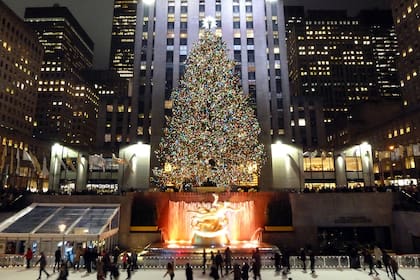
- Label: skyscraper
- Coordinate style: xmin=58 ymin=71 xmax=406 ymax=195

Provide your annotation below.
xmin=286 ymin=8 xmax=401 ymax=147
xmin=0 ymin=1 xmax=43 ymax=144
xmin=131 ymin=0 xmax=292 ymax=188
xmin=391 ymin=0 xmax=420 ymax=108
xmin=110 ymin=0 xmax=138 ymax=78
xmin=25 ymin=5 xmax=98 ymax=146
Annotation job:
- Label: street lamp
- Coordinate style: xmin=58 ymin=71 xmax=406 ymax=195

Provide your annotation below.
xmin=58 ymin=224 xmax=66 ymax=261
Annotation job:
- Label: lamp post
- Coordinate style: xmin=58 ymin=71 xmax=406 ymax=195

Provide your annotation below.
xmin=58 ymin=224 xmax=66 ymax=261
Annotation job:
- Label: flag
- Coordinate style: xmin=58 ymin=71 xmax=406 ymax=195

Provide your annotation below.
xmin=112 ymin=153 xmax=127 ymax=165
xmin=10 ymin=147 xmax=14 ymax=177
xmin=15 ymin=149 xmax=20 ymax=175
xmin=66 ymin=158 xmax=76 ymax=172
xmin=413 ymin=143 xmax=420 ymax=156
xmin=22 ymin=150 xmax=31 ymax=161
xmin=28 ymin=152 xmax=41 ymax=174
xmin=0 ymin=145 xmax=7 ymax=173
xmin=40 ymin=156 xmax=49 ymax=178
xmin=89 ymin=154 xmax=106 ymax=172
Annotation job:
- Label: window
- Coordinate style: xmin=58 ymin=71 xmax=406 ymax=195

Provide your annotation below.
xmin=233 ymin=6 xmax=240 ymax=13
xmin=247 ymin=50 xmax=255 ymax=62
xmin=234 ymin=38 xmax=241 ymax=45
xmin=245 ymin=5 xmax=253 ymax=13
xmin=247 ymin=38 xmax=254 ymax=45
xmin=233 ymin=21 xmax=240 ymax=29
xmin=345 ymin=157 xmax=362 ymax=172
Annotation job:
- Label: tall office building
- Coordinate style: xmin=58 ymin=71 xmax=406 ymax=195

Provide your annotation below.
xmin=110 ymin=0 xmax=138 ymax=78
xmin=131 ymin=0 xmax=292 ymax=188
xmin=0 ymin=1 xmax=45 ymax=190
xmin=83 ymin=70 xmax=130 ymax=151
xmin=0 ymin=1 xmax=43 ymax=145
xmin=391 ymin=0 xmax=420 ymax=108
xmin=25 ymin=6 xmax=98 ymax=146
xmin=286 ymin=8 xmax=401 ymax=148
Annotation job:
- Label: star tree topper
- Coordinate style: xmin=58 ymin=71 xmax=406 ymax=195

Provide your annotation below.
xmin=202 ymin=16 xmax=217 ymax=30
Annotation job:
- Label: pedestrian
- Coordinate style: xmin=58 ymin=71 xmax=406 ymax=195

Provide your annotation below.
xmin=210 ymin=264 xmax=220 ymax=280
xmin=224 ymin=246 xmax=232 ymax=274
xmin=35 ymin=252 xmax=50 ymax=279
xmin=251 ymin=248 xmax=261 ymax=277
xmin=273 ymin=252 xmax=281 ymax=272
xmin=390 ymin=258 xmax=405 ymax=280
xmin=382 ymin=250 xmax=392 ymax=277
xmin=96 ymin=258 xmax=105 ymax=280
xmin=373 ymin=245 xmax=383 ymax=268
xmin=126 ymin=254 xmax=132 ymax=279
xmin=24 ymin=247 xmax=33 ymax=269
xmin=185 ymin=262 xmax=193 ymax=280
xmin=282 ymin=247 xmax=290 ymax=274
xmin=210 ymin=251 xmax=215 ymax=265
xmin=57 ymin=262 xmax=69 ymax=280
xmin=113 ymin=246 xmax=121 ymax=264
xmin=163 ymin=262 xmax=175 ymax=280
xmin=250 ymin=261 xmax=261 ymax=280
xmin=241 ymin=262 xmax=249 ymax=280
xmin=232 ymin=263 xmax=241 ymax=280
xmin=215 ymin=250 xmax=224 ymax=277
xmin=364 ymin=249 xmax=379 ymax=276
xmin=300 ymin=248 xmax=307 ymax=271
xmin=309 ymin=249 xmax=315 ymax=274
xmin=53 ymin=247 xmax=61 ymax=272
xmin=202 ymin=248 xmax=207 ymax=274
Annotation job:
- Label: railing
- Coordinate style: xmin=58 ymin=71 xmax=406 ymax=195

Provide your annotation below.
xmin=0 ymin=254 xmax=418 ymax=270
xmin=140 ymin=254 xmax=420 ymax=270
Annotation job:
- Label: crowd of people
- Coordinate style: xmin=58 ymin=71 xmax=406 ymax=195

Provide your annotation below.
xmin=23 ymin=245 xmax=139 ymax=280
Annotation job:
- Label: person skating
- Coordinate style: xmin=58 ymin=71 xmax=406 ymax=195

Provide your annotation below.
xmin=163 ymin=262 xmax=175 ymax=280
xmin=24 ymin=247 xmax=33 ymax=269
xmin=185 ymin=262 xmax=193 ymax=280
xmin=35 ymin=252 xmax=50 ymax=279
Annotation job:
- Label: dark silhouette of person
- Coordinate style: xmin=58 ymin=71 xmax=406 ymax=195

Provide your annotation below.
xmin=309 ymin=249 xmax=315 ymax=274
xmin=210 ymin=264 xmax=220 ymax=279
xmin=210 ymin=251 xmax=215 ymax=265
xmin=250 ymin=261 xmax=261 ymax=280
xmin=215 ymin=250 xmax=224 ymax=276
xmin=35 ymin=252 xmax=50 ymax=279
xmin=390 ymin=258 xmax=405 ymax=280
xmin=224 ymin=247 xmax=232 ymax=274
xmin=251 ymin=248 xmax=261 ymax=277
xmin=281 ymin=247 xmax=290 ymax=274
xmin=57 ymin=262 xmax=68 ymax=280
xmin=232 ymin=263 xmax=241 ymax=280
xmin=202 ymin=248 xmax=207 ymax=274
xmin=163 ymin=262 xmax=175 ymax=280
xmin=53 ymin=247 xmax=61 ymax=272
xmin=382 ymin=250 xmax=392 ymax=277
xmin=299 ymin=248 xmax=306 ymax=271
xmin=364 ymin=249 xmax=379 ymax=276
xmin=24 ymin=247 xmax=33 ymax=269
xmin=273 ymin=252 xmax=281 ymax=272
xmin=241 ymin=262 xmax=249 ymax=280
xmin=185 ymin=262 xmax=193 ymax=280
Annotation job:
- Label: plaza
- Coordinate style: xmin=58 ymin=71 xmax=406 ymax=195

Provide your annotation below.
xmin=1 ymin=266 xmax=418 ymax=280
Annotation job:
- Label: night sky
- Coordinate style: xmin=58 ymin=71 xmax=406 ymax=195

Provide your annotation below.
xmin=4 ymin=0 xmax=390 ymax=69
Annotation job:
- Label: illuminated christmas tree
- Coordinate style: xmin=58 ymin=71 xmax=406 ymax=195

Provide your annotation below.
xmin=154 ymin=18 xmax=264 ymax=189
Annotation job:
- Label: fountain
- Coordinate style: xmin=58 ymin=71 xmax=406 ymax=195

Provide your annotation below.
xmin=166 ymin=194 xmax=258 ymax=246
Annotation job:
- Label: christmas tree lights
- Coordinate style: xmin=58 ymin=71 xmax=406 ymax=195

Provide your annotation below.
xmin=154 ymin=26 xmax=265 ymax=190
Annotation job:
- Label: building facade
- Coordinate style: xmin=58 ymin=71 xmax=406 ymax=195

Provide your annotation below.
xmin=0 ymin=1 xmax=45 ymax=190
xmin=25 ymin=6 xmax=98 ymax=147
xmin=110 ymin=0 xmax=138 ymax=79
xmin=130 ymin=0 xmax=292 ymax=189
xmin=286 ymin=8 xmax=401 ymax=148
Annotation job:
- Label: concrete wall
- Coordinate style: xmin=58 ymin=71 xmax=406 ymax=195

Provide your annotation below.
xmin=264 ymin=192 xmax=395 ymax=251
xmin=30 ymin=192 xmax=411 ymax=252
xmin=393 ymin=211 xmax=420 ymax=253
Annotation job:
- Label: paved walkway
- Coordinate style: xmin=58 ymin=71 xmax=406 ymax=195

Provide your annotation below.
xmin=1 ymin=267 xmax=418 ymax=280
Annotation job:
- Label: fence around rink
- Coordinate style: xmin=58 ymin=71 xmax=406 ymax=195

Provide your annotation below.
xmin=0 ymin=254 xmax=418 ymax=270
